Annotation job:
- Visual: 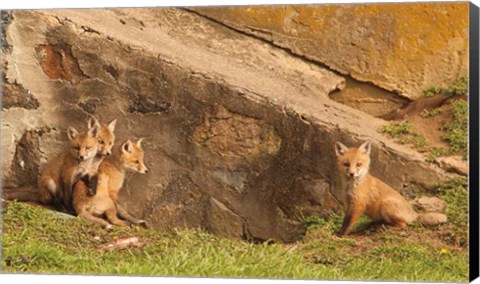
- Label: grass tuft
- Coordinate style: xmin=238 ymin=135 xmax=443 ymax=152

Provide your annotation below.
xmin=380 ymin=120 xmax=413 ymax=138
xmin=420 ymin=108 xmax=441 ymax=118
xmin=426 ymin=147 xmax=451 ymax=163
xmin=433 ymin=178 xmax=468 ymax=246
xmin=380 ymin=121 xmax=428 ymax=152
xmin=442 ymin=99 xmax=468 ymax=159
xmin=422 ymin=76 xmax=468 ymax=98
xmin=423 ymin=86 xmax=443 ymax=97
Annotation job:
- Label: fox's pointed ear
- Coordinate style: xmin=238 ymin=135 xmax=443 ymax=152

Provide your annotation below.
xmin=67 ymin=127 xmax=79 ymax=140
xmin=359 ymin=141 xmax=372 ymax=155
xmin=88 ymin=116 xmax=100 ymax=129
xmin=88 ymin=125 xmax=99 ymax=138
xmin=107 ymin=119 xmax=117 ymax=132
xmin=122 ymin=140 xmax=133 ymax=154
xmin=335 ymin=142 xmax=348 ymax=156
xmin=136 ymin=138 xmax=144 ymax=148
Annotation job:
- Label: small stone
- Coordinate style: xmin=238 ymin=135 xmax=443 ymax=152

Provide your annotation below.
xmin=417 ymin=212 xmax=448 ymax=225
xmin=435 ymin=156 xmax=468 ymax=176
xmin=411 ymin=196 xmax=447 ymax=213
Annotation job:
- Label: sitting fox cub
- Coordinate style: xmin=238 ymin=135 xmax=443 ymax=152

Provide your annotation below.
xmin=73 ymin=139 xmax=148 ymax=229
xmin=335 ymin=141 xmax=447 ymax=236
xmin=39 ymin=117 xmax=117 ymax=212
xmin=83 ymin=116 xmax=117 ymax=196
xmin=39 ymin=126 xmax=100 ymax=212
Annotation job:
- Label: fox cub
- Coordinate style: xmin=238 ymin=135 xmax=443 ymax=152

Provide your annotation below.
xmin=39 ymin=126 xmax=100 ymax=212
xmin=334 ymin=140 xmax=447 ymax=236
xmin=39 ymin=116 xmax=117 ymax=212
xmin=83 ymin=117 xmax=117 ymax=196
xmin=73 ymin=138 xmax=148 ymax=229
xmin=88 ymin=117 xmax=117 ymax=157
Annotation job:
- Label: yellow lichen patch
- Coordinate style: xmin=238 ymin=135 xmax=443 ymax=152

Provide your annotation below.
xmin=193 ymin=3 xmax=469 ymax=99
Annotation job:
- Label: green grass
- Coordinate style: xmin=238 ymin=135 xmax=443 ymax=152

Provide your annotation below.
xmin=298 ymin=213 xmax=468 ymax=282
xmin=423 ymin=86 xmax=443 ymax=97
xmin=443 ymin=99 xmax=468 ymax=159
xmin=381 ymin=96 xmax=467 ymax=161
xmin=380 ymin=120 xmax=413 ymax=138
xmin=422 ymin=76 xmax=468 ymax=98
xmin=433 ymin=178 xmax=469 ymax=247
xmin=381 ymin=77 xmax=468 ymax=160
xmin=422 ymin=77 xmax=468 ymax=159
xmin=420 ymin=108 xmax=441 ymax=118
xmin=380 ymin=121 xmax=429 ymax=152
xmin=424 ymin=99 xmax=467 ymax=161
xmin=445 ymin=76 xmax=468 ymax=97
xmin=2 ymin=201 xmax=468 ymax=282
xmin=407 ymin=177 xmax=468 ymax=247
xmin=427 ymin=146 xmax=452 ymax=163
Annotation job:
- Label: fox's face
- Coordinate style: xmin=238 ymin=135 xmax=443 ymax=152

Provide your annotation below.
xmin=67 ymin=126 xmax=99 ymax=162
xmin=119 ymin=138 xmax=148 ymax=174
xmin=88 ymin=117 xmax=117 ymax=156
xmin=335 ymin=141 xmax=371 ymax=179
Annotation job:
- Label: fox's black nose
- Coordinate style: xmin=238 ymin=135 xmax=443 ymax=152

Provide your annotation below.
xmin=79 ymin=155 xmax=85 ymax=160
xmin=348 ymin=172 xmax=355 ymax=177
xmin=145 ymin=169 xmax=149 ymax=174
xmin=107 ymin=152 xmax=111 ymax=156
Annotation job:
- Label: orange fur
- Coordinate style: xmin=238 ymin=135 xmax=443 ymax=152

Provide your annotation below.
xmin=39 ymin=126 xmax=99 ymax=212
xmin=84 ymin=117 xmax=118 ymax=195
xmin=73 ymin=139 xmax=148 ymax=229
xmin=334 ymin=141 xmax=446 ymax=236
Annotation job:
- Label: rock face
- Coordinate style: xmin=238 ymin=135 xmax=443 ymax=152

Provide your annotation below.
xmin=1 ymin=8 xmax=456 ymax=243
xmin=435 ymin=156 xmax=468 ymax=176
xmin=192 ymin=3 xmax=469 ymax=99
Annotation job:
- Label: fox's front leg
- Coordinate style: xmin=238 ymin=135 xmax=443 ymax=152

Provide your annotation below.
xmin=79 ymin=174 xmax=98 ymax=197
xmin=336 ymin=204 xmax=365 ymax=236
xmin=88 ymin=175 xmax=98 ymax=196
xmin=63 ymin=172 xmax=82 ymax=214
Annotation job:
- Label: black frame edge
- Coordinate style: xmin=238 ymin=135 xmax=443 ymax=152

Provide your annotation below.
xmin=469 ymin=1 xmax=480 ymax=282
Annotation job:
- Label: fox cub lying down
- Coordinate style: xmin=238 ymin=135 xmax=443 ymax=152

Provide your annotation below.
xmin=334 ymin=140 xmax=447 ymax=236
xmin=73 ymin=139 xmax=149 ymax=230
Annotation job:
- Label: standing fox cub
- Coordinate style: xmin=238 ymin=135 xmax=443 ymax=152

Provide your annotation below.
xmin=73 ymin=139 xmax=148 ymax=229
xmin=334 ymin=141 xmax=447 ymax=236
xmin=39 ymin=126 xmax=100 ymax=212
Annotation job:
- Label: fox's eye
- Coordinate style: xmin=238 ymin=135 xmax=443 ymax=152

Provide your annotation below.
xmin=86 ymin=146 xmax=92 ymax=150
xmin=343 ymin=162 xmax=350 ymax=167
xmin=99 ymin=140 xmax=105 ymax=145
xmin=74 ymin=145 xmax=80 ymax=151
xmin=356 ymin=162 xmax=362 ymax=167
xmin=134 ymin=160 xmax=140 ymax=164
